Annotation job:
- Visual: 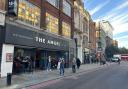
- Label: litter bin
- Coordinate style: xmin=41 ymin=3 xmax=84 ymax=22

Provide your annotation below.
xmin=7 ymin=73 xmax=12 ymax=86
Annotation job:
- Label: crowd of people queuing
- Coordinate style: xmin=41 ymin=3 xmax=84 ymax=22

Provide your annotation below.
xmin=13 ymin=56 xmax=33 ymax=74
xmin=13 ymin=52 xmax=110 ymax=75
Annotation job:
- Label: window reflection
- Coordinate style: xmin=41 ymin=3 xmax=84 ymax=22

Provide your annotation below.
xmin=62 ymin=22 xmax=71 ymax=37
xmin=18 ymin=0 xmax=40 ymax=27
xmin=46 ymin=12 xmax=59 ymax=34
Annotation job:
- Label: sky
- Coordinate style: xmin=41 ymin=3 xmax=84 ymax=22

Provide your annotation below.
xmin=84 ymin=0 xmax=128 ymax=48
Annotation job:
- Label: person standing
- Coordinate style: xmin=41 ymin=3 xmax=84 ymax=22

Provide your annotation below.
xmin=76 ymin=58 xmax=81 ymax=69
xmin=59 ymin=57 xmax=65 ymax=76
xmin=47 ymin=56 xmax=51 ymax=71
xmin=72 ymin=57 xmax=76 ymax=73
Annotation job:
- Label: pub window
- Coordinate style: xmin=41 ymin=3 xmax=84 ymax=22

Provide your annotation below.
xmin=62 ymin=21 xmax=71 ymax=38
xmin=63 ymin=0 xmax=71 ymax=16
xmin=18 ymin=0 xmax=40 ymax=27
xmin=46 ymin=12 xmax=59 ymax=34
xmin=47 ymin=0 xmax=59 ymax=8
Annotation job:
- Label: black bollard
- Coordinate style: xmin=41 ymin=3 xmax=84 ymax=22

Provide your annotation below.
xmin=7 ymin=73 xmax=12 ymax=86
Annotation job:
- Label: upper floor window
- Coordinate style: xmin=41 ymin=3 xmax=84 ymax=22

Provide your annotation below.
xmin=46 ymin=12 xmax=59 ymax=34
xmin=18 ymin=0 xmax=40 ymax=27
xmin=47 ymin=0 xmax=59 ymax=8
xmin=63 ymin=0 xmax=71 ymax=16
xmin=83 ymin=21 xmax=88 ymax=34
xmin=0 ymin=0 xmax=5 ymax=10
xmin=62 ymin=21 xmax=71 ymax=38
xmin=96 ymin=31 xmax=100 ymax=38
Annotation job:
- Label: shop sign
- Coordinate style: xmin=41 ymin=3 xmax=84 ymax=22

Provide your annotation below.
xmin=5 ymin=23 xmax=69 ymax=50
xmin=6 ymin=53 xmax=13 ymax=62
xmin=8 ymin=0 xmax=18 ymax=16
xmin=0 ymin=11 xmax=6 ymax=26
xmin=35 ymin=37 xmax=61 ymax=46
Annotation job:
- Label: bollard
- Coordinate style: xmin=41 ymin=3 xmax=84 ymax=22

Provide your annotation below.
xmin=7 ymin=73 xmax=12 ymax=86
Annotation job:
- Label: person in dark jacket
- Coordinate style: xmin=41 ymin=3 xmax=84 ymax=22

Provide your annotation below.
xmin=76 ymin=58 xmax=81 ymax=69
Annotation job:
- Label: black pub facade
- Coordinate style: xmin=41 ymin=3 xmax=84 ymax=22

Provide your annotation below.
xmin=0 ymin=0 xmax=75 ymax=77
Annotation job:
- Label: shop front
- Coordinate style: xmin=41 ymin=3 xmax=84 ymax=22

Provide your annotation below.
xmin=0 ymin=23 xmax=69 ymax=77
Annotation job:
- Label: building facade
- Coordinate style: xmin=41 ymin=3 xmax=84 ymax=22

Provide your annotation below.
xmin=113 ymin=40 xmax=118 ymax=47
xmin=101 ymin=20 xmax=113 ymax=47
xmin=74 ymin=0 xmax=84 ymax=63
xmin=0 ymin=0 xmax=75 ymax=77
xmin=96 ymin=20 xmax=113 ymax=56
xmin=96 ymin=21 xmax=106 ymax=53
xmin=89 ymin=20 xmax=96 ymax=57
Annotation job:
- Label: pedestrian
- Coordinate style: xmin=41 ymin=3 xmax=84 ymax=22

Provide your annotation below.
xmin=59 ymin=57 xmax=65 ymax=76
xmin=47 ymin=56 xmax=51 ymax=71
xmin=72 ymin=57 xmax=76 ymax=73
xmin=22 ymin=56 xmax=29 ymax=73
xmin=117 ymin=58 xmax=121 ymax=65
xmin=76 ymin=58 xmax=81 ymax=69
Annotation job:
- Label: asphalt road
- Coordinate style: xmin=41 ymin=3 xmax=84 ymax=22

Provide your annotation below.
xmin=27 ymin=62 xmax=128 ymax=89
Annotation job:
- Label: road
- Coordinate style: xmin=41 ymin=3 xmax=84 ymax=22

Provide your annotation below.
xmin=26 ymin=62 xmax=128 ymax=89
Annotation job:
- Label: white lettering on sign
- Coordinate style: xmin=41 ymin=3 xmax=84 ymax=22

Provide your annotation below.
xmin=35 ymin=37 xmax=45 ymax=43
xmin=35 ymin=37 xmax=61 ymax=46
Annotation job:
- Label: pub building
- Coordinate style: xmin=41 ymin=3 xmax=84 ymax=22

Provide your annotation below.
xmin=0 ymin=0 xmax=76 ymax=77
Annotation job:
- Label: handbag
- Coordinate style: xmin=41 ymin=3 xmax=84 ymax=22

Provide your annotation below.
xmin=57 ymin=61 xmax=61 ymax=70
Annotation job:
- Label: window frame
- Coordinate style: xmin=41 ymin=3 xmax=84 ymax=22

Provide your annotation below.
xmin=63 ymin=0 xmax=71 ymax=17
xmin=62 ymin=21 xmax=71 ymax=38
xmin=46 ymin=12 xmax=59 ymax=34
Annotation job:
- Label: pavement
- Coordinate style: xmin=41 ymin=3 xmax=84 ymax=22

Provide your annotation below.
xmin=0 ymin=62 xmax=114 ymax=89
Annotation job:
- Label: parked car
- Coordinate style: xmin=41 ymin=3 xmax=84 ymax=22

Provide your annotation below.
xmin=111 ymin=57 xmax=119 ymax=62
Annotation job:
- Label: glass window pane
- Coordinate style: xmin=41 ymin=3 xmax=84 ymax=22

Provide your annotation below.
xmin=63 ymin=0 xmax=71 ymax=16
xmin=62 ymin=22 xmax=71 ymax=37
xmin=46 ymin=13 xmax=59 ymax=34
xmin=18 ymin=0 xmax=40 ymax=27
xmin=47 ymin=0 xmax=59 ymax=8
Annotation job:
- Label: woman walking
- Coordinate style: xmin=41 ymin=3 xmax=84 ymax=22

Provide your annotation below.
xmin=72 ymin=57 xmax=76 ymax=73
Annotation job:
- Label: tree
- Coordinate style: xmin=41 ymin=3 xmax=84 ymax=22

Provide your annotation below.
xmin=118 ymin=47 xmax=128 ymax=54
xmin=105 ymin=45 xmax=119 ymax=58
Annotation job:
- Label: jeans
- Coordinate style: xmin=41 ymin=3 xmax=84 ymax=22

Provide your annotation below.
xmin=47 ymin=62 xmax=51 ymax=71
xmin=60 ymin=66 xmax=64 ymax=75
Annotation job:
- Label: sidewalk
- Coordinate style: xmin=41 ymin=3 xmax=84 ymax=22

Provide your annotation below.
xmin=0 ymin=63 xmax=113 ymax=89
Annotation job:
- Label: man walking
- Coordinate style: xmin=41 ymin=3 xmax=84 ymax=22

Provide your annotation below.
xmin=47 ymin=56 xmax=51 ymax=71
xmin=59 ymin=57 xmax=65 ymax=76
xmin=76 ymin=58 xmax=81 ymax=69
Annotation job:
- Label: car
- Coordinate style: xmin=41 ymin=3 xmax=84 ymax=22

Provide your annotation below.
xmin=111 ymin=57 xmax=119 ymax=62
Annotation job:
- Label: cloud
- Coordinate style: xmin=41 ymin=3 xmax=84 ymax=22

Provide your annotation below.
xmin=114 ymin=34 xmax=128 ymax=48
xmin=118 ymin=41 xmax=128 ymax=48
xmin=112 ymin=23 xmax=128 ymax=35
xmin=115 ymin=1 xmax=128 ymax=10
xmin=114 ymin=35 xmax=128 ymax=40
xmin=89 ymin=0 xmax=110 ymax=15
xmin=95 ymin=0 xmax=128 ymax=21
